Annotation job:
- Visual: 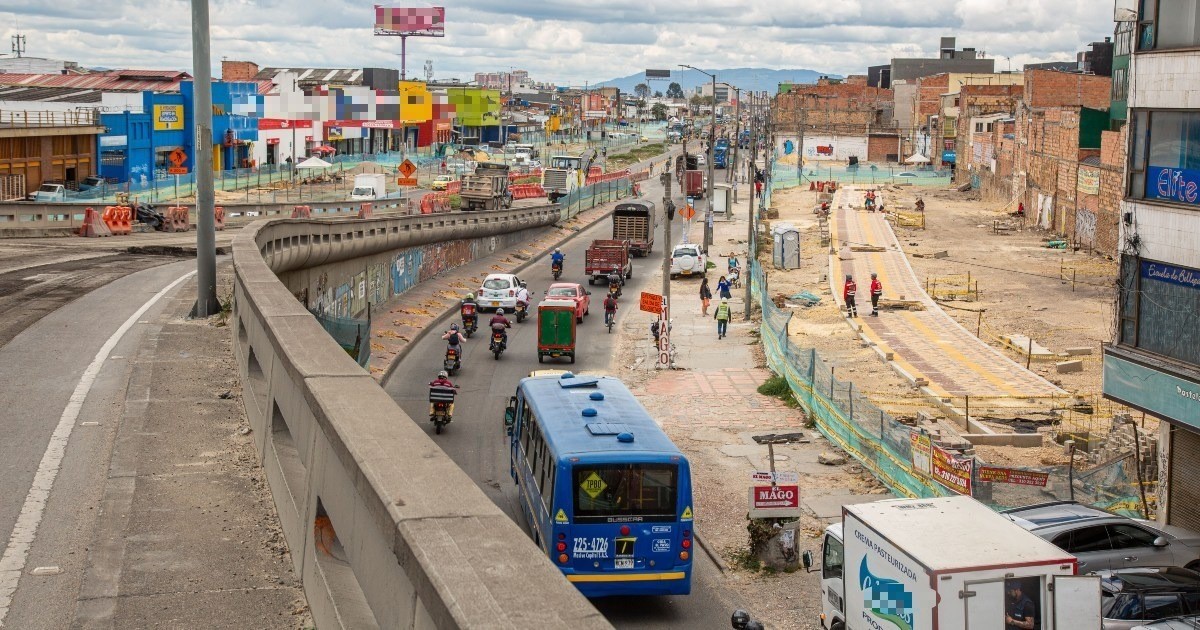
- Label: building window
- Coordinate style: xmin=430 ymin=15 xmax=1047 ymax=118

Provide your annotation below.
xmin=1127 ymin=110 xmax=1200 ymax=205
xmin=1119 ymin=257 xmax=1200 ymax=366
xmin=1112 ymin=67 xmax=1129 ymax=101
xmin=1138 ymin=0 xmax=1200 ymax=51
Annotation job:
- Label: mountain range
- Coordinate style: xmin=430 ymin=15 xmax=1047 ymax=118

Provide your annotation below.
xmin=594 ymin=68 xmax=837 ymax=95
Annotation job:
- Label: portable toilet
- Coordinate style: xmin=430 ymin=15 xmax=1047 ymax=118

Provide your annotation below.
xmin=772 ymin=223 xmax=801 ymax=269
xmin=711 ymin=183 xmax=732 ymax=219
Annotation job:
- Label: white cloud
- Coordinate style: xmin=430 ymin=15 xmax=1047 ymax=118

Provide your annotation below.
xmin=0 ymin=0 xmax=1117 ymax=84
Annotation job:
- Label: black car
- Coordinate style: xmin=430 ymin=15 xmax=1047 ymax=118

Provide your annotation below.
xmin=1100 ymin=567 xmax=1200 ymax=629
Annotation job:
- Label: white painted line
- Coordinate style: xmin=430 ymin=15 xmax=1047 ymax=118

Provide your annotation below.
xmin=0 ymin=270 xmax=195 ymax=626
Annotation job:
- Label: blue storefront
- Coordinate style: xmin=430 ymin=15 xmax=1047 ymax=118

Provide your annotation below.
xmin=98 ymin=82 xmax=261 ymax=185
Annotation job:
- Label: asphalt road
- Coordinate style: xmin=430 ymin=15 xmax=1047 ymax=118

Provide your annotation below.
xmin=385 ymin=177 xmax=742 ymax=629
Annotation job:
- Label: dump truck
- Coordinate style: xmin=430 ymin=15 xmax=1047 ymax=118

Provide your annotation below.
xmin=543 ymin=155 xmax=584 ymax=203
xmin=459 ymin=162 xmax=512 ymax=211
xmin=612 ymin=200 xmax=657 ymax=257
xmin=584 ymin=239 xmax=632 ymax=285
xmin=813 ymin=496 xmax=1100 ymax=630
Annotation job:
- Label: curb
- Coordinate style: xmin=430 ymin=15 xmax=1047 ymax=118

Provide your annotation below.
xmin=379 ymin=148 xmax=681 ymax=387
xmin=694 ymin=530 xmax=730 ymax=574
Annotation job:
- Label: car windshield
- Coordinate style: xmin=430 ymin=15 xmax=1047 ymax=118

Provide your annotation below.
xmin=548 ymin=287 xmax=576 ymax=297
xmin=675 ymin=247 xmax=699 ymax=257
xmin=483 ymin=278 xmax=511 ymax=290
xmin=351 ymin=187 xmax=372 ymax=196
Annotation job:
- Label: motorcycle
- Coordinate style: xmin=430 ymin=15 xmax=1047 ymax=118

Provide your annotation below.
xmin=443 ymin=346 xmax=461 ymax=375
xmin=428 ymin=383 xmax=459 ymax=435
xmin=551 ymin=260 xmax=563 ymax=280
xmin=608 ymin=282 xmax=622 ymax=300
xmin=490 ymin=330 xmax=507 ymax=360
xmin=461 ymin=305 xmax=478 ymax=338
xmin=515 ymin=301 xmax=528 ymax=323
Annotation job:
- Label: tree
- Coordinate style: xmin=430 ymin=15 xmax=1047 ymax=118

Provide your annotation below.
xmin=651 ymin=103 xmax=668 ymax=121
xmin=666 ymin=82 xmax=684 ymax=99
xmin=634 ymin=83 xmax=650 ymax=99
xmin=654 ymin=90 xmax=663 ymax=98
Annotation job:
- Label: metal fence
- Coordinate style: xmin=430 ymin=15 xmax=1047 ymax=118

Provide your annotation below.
xmin=558 ymin=177 xmax=634 ymax=221
xmin=311 ymin=305 xmax=371 ymax=369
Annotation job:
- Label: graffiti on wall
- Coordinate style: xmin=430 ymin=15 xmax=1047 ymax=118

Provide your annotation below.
xmin=367 ymin=262 xmax=387 ymax=306
xmin=352 ymin=271 xmax=367 ymax=315
xmin=1075 ymin=209 xmax=1097 ymax=248
xmin=419 ymin=240 xmax=476 ymax=282
xmin=391 ymin=248 xmax=423 ymax=296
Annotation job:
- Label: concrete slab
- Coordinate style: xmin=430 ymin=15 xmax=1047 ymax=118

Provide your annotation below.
xmin=1002 ymin=333 xmax=1054 ymax=358
xmin=803 ymin=491 xmax=889 ymax=520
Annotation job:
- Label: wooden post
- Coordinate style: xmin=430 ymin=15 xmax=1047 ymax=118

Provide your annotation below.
xmin=976 ymin=310 xmax=982 ymax=337
xmin=1072 ymin=269 xmax=1077 ymax=293
xmin=1026 ymin=336 xmax=1033 ymax=370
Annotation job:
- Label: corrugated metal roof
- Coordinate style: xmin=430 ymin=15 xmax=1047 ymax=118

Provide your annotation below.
xmin=0 ymin=85 xmax=103 ymax=103
xmin=256 ymin=67 xmax=365 ymax=85
xmin=0 ymin=70 xmax=192 ymax=92
xmin=1080 ymin=155 xmax=1102 ymax=166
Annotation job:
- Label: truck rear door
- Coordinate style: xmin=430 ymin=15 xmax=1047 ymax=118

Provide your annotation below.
xmin=1051 ymin=575 xmax=1100 ymax=629
xmin=961 ymin=578 xmax=1006 ymax=630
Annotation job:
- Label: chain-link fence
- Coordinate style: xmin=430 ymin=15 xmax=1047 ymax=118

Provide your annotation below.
xmin=558 ymin=177 xmax=634 ymax=221
xmin=312 ymin=305 xmax=371 ymax=369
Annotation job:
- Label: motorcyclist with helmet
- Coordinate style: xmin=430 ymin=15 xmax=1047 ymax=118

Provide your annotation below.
xmin=490 ymin=308 xmax=512 ymax=348
xmin=460 ymin=292 xmax=479 ymax=333
xmin=550 ymin=248 xmax=565 ymax=277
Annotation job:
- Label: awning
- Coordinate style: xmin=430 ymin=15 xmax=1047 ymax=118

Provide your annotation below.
xmin=905 ymin=154 xmax=931 ymax=164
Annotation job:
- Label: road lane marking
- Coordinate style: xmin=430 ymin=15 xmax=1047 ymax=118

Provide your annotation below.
xmin=0 ymin=270 xmax=195 ymax=626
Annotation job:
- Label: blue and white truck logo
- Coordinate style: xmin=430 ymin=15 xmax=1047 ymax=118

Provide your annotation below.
xmin=859 ymin=556 xmax=914 ymax=630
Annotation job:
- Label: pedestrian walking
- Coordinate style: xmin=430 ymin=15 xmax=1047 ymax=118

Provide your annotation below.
xmin=843 ymin=274 xmax=858 ymax=318
xmin=714 ymin=299 xmax=732 ymax=339
xmin=717 ymin=275 xmax=732 ymax=300
xmin=699 ymin=277 xmax=712 ymax=315
xmin=870 ymin=272 xmax=883 ymax=316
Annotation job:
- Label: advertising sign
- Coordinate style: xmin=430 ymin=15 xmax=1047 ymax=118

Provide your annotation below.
xmin=374 ymin=5 xmax=446 ymax=36
xmin=978 ymin=466 xmax=1050 ymax=487
xmin=931 ymin=446 xmax=973 ymax=495
xmin=639 ymin=292 xmax=663 ymax=314
xmin=910 ymin=430 xmax=932 ymax=476
xmin=153 ymin=105 xmax=184 ymax=131
xmin=1078 ymin=165 xmax=1101 ymax=195
xmin=748 ymin=485 xmax=801 ymax=518
xmin=750 ymin=471 xmax=800 ymax=484
xmin=1147 ymin=166 xmax=1200 ymax=206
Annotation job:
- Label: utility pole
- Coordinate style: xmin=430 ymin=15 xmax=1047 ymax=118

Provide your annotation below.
xmin=191 ymin=0 xmax=219 ymax=317
xmin=705 ymin=71 xmax=716 ymax=252
xmin=744 ymin=95 xmax=756 ymax=322
xmin=660 ymin=167 xmax=674 ymax=369
xmin=731 ymin=86 xmax=740 ymax=186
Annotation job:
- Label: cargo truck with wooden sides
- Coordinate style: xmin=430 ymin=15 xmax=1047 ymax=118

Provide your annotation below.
xmin=584 ymin=239 xmax=632 ymax=285
xmin=612 ymin=200 xmax=657 ymax=257
xmin=459 ymin=162 xmax=512 ymax=211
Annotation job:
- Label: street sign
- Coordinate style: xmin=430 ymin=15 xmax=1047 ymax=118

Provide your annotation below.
xmin=639 ymin=292 xmax=663 ymax=314
xmin=167 ymin=148 xmax=188 ymax=175
xmin=748 ymin=485 xmax=802 ymax=518
xmin=397 ymin=177 xmax=418 ymax=187
xmin=679 ymin=204 xmax=696 ymax=221
xmin=168 ymin=167 xmax=188 ymax=175
xmin=398 ymin=159 xmax=417 ymax=178
xmin=750 ymin=471 xmax=800 ymax=484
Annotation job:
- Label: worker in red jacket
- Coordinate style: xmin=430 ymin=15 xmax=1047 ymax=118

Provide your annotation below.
xmin=870 ymin=272 xmax=883 ymax=317
xmin=843 ymin=274 xmax=858 ymax=318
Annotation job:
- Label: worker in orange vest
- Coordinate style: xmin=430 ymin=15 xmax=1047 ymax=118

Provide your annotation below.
xmin=843 ymin=274 xmax=858 ymax=318
xmin=870 ymin=272 xmax=883 ymax=317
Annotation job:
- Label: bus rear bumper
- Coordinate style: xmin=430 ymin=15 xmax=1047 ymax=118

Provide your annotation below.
xmin=566 ymin=569 xmax=692 ymax=597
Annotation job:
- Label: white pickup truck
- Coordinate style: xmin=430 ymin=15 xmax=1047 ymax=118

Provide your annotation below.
xmin=31 ymin=183 xmax=67 ymax=202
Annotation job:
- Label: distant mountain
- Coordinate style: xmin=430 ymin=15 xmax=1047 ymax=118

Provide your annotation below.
xmin=594 ymin=68 xmax=837 ymax=95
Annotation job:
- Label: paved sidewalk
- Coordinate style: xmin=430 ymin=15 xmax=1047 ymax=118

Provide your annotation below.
xmin=829 ymin=185 xmax=1065 ymax=401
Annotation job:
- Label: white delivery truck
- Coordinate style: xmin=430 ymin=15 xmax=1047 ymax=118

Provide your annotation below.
xmin=350 ymin=173 xmax=387 ymax=201
xmin=812 ymin=496 xmax=1100 ymax=630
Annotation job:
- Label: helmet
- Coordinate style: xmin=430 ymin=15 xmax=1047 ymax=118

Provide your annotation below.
xmin=496 ymin=308 xmax=506 ymax=315
xmin=451 ymin=323 xmax=459 ymax=330
xmin=520 ymin=281 xmax=527 ymax=288
xmin=554 ymin=247 xmax=561 ymax=253
xmin=466 ymin=292 xmax=475 ymax=300
xmin=871 ymin=272 xmax=878 ymax=278
xmin=437 ymin=370 xmax=448 ymax=379
xmin=846 ymin=274 xmax=853 ymax=280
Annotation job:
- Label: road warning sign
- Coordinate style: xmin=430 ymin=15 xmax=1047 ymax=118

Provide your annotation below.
xmin=678 ymin=203 xmax=696 ymax=221
xmin=167 ymin=148 xmax=188 ymax=175
xmin=397 ymin=177 xmax=418 ymax=187
xmin=398 ymin=159 xmax=417 ymax=178
xmin=580 ymin=471 xmax=608 ymax=499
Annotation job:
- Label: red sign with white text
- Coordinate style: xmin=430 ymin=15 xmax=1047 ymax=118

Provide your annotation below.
xmin=257 ymin=119 xmax=313 ymax=130
xmin=752 ymin=485 xmax=800 ymax=510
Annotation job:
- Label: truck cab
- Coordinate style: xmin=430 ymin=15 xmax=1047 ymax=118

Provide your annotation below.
xmin=31 ymin=183 xmax=67 ymax=202
xmin=543 ymin=155 xmax=583 ymax=202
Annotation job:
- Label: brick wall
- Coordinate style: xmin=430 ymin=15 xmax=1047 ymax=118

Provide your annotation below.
xmin=774 ymin=84 xmax=895 ymax=135
xmin=221 ymin=60 xmax=260 ymax=82
xmin=1025 ymin=69 xmax=1112 ymax=109
xmin=868 ymin=134 xmax=901 ymax=162
xmin=913 ymin=73 xmax=950 ymax=130
xmin=1094 ymin=126 xmax=1128 ymax=256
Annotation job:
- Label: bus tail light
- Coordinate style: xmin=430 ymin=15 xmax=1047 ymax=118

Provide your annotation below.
xmin=558 ymin=553 xmax=569 ymax=564
xmin=681 ymin=539 xmax=691 ymax=549
xmin=679 ymin=551 xmax=689 ymax=561
xmin=557 ymin=542 xmax=566 ymax=552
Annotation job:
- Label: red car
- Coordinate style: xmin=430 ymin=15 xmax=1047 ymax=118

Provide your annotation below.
xmin=543 ymin=282 xmax=591 ymax=323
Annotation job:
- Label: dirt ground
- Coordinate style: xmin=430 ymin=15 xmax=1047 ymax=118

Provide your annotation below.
xmin=760 ymin=181 xmax=1139 ymax=469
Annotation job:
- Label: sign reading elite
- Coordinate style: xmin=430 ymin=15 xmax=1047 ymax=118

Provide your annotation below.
xmin=639 ymin=292 xmax=663 ymax=314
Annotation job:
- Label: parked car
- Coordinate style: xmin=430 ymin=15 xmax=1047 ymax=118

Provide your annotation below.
xmin=478 ymin=273 xmax=524 ymax=311
xmin=431 ymin=175 xmax=456 ymax=191
xmin=77 ymin=175 xmax=107 ymax=191
xmin=896 ymin=172 xmax=918 ymax=178
xmin=1100 ymin=568 xmax=1200 ymax=629
xmin=543 ymin=282 xmax=590 ymax=323
xmin=1134 ymin=614 xmax=1200 ymax=629
xmin=1004 ymin=502 xmax=1200 ymax=572
xmin=669 ymin=244 xmax=707 ymax=279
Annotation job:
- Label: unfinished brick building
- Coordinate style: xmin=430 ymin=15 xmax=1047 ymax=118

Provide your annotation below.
xmin=773 ymin=82 xmax=899 ymax=162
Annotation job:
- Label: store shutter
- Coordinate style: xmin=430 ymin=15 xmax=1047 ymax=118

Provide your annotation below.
xmin=1168 ymin=426 xmax=1200 ymax=531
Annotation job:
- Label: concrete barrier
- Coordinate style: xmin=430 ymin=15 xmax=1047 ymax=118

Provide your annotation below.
xmin=231 ymin=207 xmax=610 ymax=629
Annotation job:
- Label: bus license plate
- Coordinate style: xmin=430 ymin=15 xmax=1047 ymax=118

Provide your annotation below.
xmin=614 ymin=558 xmax=634 ymax=569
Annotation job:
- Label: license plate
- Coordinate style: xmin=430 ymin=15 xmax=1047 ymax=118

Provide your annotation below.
xmin=491 ymin=301 xmax=501 ymax=306
xmin=681 ymin=270 xmax=691 ymax=275
xmin=614 ymin=558 xmax=634 ymax=569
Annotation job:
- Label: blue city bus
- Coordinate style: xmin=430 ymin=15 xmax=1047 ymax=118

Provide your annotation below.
xmin=503 ymin=372 xmax=694 ymax=597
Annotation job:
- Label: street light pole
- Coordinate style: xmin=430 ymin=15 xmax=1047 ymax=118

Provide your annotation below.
xmin=679 ymin=64 xmax=717 ymax=252
xmin=190 ymin=0 xmax=218 ymax=317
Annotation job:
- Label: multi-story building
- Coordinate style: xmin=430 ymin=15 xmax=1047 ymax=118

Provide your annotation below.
xmin=1102 ymin=1 xmax=1200 ymax=530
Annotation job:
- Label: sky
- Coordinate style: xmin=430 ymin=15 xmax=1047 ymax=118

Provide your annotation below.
xmin=0 ymin=0 xmax=1116 ymax=85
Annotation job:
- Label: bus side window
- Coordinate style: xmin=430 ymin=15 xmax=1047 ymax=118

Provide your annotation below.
xmin=541 ymin=462 xmax=556 ymax=506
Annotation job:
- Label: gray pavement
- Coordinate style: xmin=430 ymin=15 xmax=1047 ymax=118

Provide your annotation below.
xmin=0 ymin=258 xmax=305 ymax=629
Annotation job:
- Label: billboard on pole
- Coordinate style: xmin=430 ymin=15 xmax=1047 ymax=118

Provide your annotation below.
xmin=374 ymin=5 xmax=446 ymax=36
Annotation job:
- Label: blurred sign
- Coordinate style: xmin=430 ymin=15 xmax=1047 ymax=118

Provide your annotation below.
xmin=978 ymin=466 xmax=1049 ymax=487
xmin=374 ymin=6 xmax=446 ymax=36
xmin=645 ymin=69 xmax=672 ymax=79
xmin=153 ymin=105 xmax=184 ymax=131
xmin=750 ymin=471 xmax=799 ymax=483
xmin=932 ymin=445 xmax=973 ymax=495
xmin=397 ymin=177 xmax=418 ymax=187
xmin=639 ymin=292 xmax=663 ymax=314
xmin=398 ymin=159 xmax=417 ymax=177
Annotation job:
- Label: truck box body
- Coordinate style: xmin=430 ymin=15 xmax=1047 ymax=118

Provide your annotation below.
xmin=584 ymin=239 xmax=632 ymax=283
xmin=685 ymin=170 xmax=705 ymax=198
xmin=612 ymin=201 xmax=657 ymax=256
xmin=350 ymin=174 xmax=387 ymax=201
xmin=831 ymin=496 xmax=1098 ymax=630
xmin=460 ymin=163 xmax=511 ymax=211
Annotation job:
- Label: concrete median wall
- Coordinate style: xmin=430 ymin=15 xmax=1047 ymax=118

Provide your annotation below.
xmin=231 ymin=207 xmax=610 ymax=629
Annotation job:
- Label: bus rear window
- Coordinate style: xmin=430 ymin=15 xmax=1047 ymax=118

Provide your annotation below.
xmin=573 ymin=464 xmax=677 ymax=522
